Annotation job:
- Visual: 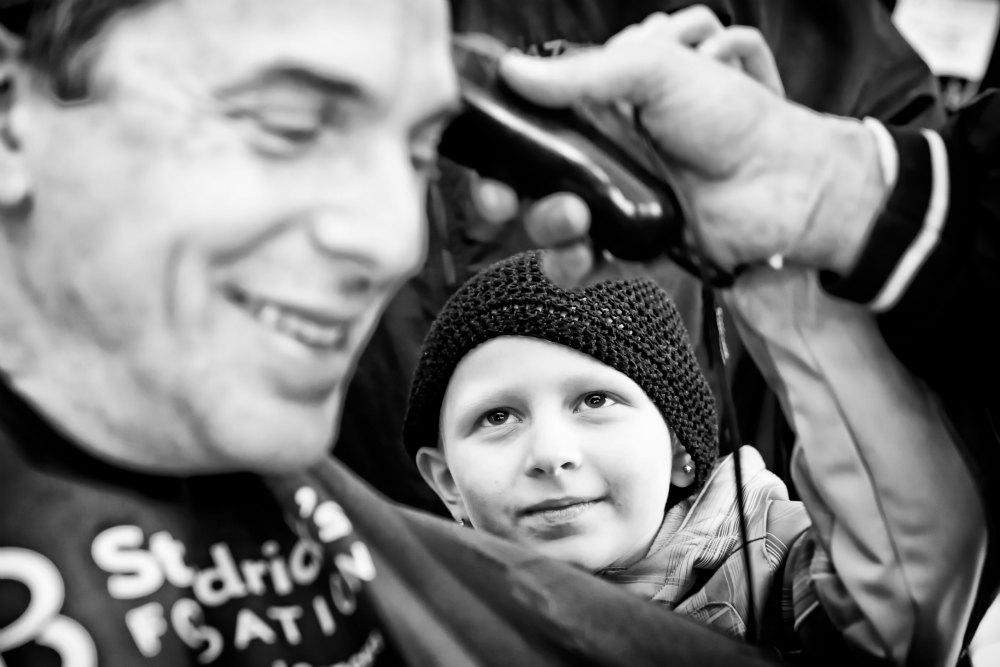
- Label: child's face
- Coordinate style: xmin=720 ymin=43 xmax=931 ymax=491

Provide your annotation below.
xmin=417 ymin=335 xmax=693 ymax=572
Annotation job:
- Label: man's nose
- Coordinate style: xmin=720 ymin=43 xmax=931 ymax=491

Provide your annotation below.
xmin=525 ymin=418 xmax=584 ymax=477
xmin=306 ymin=139 xmax=427 ymax=291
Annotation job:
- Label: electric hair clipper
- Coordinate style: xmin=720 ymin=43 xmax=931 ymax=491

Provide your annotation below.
xmin=439 ymin=33 xmax=733 ymax=285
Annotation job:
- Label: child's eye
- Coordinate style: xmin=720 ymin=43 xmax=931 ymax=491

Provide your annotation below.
xmin=578 ymin=392 xmax=618 ymax=411
xmin=477 ymin=409 xmax=519 ymax=428
xmin=482 ymin=410 xmax=510 ymax=426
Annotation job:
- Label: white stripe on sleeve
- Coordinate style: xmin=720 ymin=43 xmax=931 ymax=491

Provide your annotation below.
xmin=869 ymin=129 xmax=950 ymax=313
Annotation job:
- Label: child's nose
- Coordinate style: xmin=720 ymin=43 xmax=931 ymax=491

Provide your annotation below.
xmin=524 ymin=420 xmax=583 ymax=477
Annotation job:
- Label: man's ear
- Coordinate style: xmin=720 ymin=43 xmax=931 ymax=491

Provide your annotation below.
xmin=669 ymin=433 xmax=696 ymax=488
xmin=415 ymin=446 xmax=469 ymax=522
xmin=0 ymin=26 xmax=31 ymax=214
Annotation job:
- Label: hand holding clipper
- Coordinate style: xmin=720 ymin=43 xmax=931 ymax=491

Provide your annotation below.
xmin=439 ymin=33 xmax=734 ymax=282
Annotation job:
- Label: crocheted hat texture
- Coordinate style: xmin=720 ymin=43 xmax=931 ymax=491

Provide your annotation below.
xmin=403 ymin=250 xmax=719 ymax=491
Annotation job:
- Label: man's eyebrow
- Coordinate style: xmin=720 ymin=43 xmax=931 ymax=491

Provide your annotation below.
xmin=214 ymin=62 xmax=374 ymax=103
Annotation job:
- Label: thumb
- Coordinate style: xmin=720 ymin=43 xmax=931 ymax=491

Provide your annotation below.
xmin=499 ymin=45 xmax=678 ymax=110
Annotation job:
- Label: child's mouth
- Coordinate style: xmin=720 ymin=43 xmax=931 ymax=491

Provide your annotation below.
xmin=519 ymin=496 xmax=606 ymax=525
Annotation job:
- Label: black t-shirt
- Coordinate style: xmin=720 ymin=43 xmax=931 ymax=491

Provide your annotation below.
xmin=0 ymin=379 xmax=405 ymax=667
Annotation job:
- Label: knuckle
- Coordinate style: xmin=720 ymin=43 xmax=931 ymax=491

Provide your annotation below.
xmin=683 ymin=5 xmax=723 ymax=29
xmin=641 ymin=11 xmax=672 ymax=28
xmin=691 ymin=5 xmax=721 ymax=23
xmin=731 ymin=25 xmax=766 ymax=45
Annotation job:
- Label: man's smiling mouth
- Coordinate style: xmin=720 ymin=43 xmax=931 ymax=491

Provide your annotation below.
xmin=223 ymin=286 xmax=351 ymax=351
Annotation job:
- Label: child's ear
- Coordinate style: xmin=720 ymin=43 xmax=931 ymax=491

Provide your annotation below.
xmin=669 ymin=436 xmax=696 ymax=488
xmin=415 ymin=446 xmax=469 ymax=523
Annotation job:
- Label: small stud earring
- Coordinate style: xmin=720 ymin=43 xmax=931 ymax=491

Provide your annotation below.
xmin=682 ymin=463 xmax=693 ymax=475
xmin=0 ymin=169 xmax=31 ymax=216
xmin=455 ymin=517 xmax=466 ymax=527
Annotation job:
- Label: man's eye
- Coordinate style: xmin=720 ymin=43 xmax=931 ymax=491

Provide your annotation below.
xmin=258 ymin=117 xmax=322 ymax=143
xmin=578 ymin=392 xmax=617 ymax=411
xmin=225 ymin=107 xmax=325 ymax=156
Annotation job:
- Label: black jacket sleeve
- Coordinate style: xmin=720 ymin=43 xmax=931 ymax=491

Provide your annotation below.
xmin=819 ymin=94 xmax=1000 ymax=646
xmin=822 ymin=91 xmax=1000 ymax=403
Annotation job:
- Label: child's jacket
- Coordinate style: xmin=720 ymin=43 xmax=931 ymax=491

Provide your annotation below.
xmin=600 ymin=447 xmax=807 ymax=643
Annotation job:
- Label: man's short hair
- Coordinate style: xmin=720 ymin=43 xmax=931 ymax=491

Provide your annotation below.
xmin=1 ymin=0 xmax=160 ymax=100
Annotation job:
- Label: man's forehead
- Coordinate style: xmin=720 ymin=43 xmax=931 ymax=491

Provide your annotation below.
xmin=1 ymin=0 xmax=450 ymax=48
xmin=159 ymin=0 xmax=446 ymax=63
xmin=93 ymin=0 xmax=455 ymax=111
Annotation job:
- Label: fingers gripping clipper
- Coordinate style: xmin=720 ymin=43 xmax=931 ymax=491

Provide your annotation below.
xmin=438 ymin=32 xmax=735 ymax=286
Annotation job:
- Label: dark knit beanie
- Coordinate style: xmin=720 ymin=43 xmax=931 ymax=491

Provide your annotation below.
xmin=403 ymin=250 xmax=719 ymax=492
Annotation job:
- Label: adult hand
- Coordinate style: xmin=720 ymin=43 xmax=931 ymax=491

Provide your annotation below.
xmin=497 ymin=6 xmax=884 ymax=285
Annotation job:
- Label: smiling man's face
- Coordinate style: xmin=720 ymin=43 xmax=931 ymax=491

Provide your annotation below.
xmin=0 ymin=0 xmax=458 ymax=472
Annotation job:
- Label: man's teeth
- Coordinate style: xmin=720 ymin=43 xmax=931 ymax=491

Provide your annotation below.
xmin=250 ymin=302 xmax=346 ymax=349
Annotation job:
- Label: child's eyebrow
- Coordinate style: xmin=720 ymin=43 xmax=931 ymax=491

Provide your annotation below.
xmin=449 ymin=372 xmax=628 ymax=415
xmin=447 ymin=391 xmax=516 ymax=420
xmin=555 ymin=372 xmax=631 ymax=393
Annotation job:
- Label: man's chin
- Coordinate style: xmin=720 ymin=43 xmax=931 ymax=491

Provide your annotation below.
xmin=183 ymin=378 xmax=346 ymax=474
xmin=215 ymin=435 xmax=334 ymax=474
xmin=209 ymin=405 xmax=342 ymax=475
